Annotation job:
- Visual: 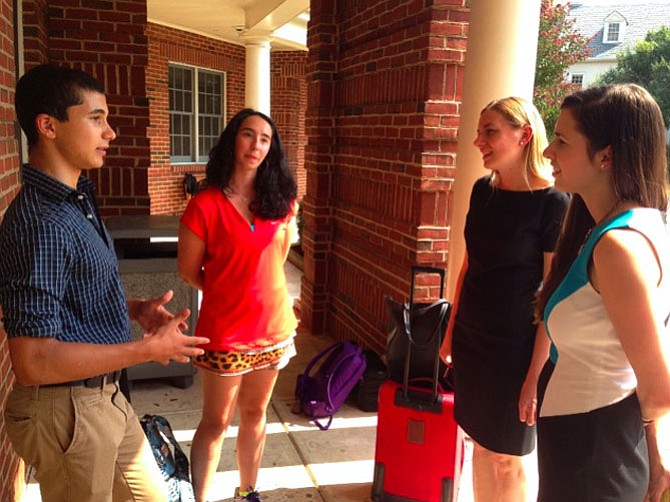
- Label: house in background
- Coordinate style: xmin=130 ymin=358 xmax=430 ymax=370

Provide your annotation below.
xmin=565 ymin=2 xmax=670 ymax=88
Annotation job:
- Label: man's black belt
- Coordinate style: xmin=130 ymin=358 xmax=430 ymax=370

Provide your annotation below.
xmin=42 ymin=371 xmax=121 ymax=388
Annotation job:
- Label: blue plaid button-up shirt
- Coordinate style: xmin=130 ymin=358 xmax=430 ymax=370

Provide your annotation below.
xmin=0 ymin=165 xmax=131 ymax=344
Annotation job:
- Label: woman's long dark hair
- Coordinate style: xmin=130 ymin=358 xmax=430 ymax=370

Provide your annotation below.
xmin=202 ymin=108 xmax=297 ymax=219
xmin=535 ymin=84 xmax=668 ymax=319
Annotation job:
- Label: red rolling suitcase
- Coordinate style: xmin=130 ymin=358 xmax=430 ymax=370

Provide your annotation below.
xmin=372 ymin=267 xmax=464 ymax=502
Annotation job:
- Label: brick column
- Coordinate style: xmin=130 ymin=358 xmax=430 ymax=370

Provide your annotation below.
xmin=302 ymin=1 xmax=470 ymax=349
xmin=271 ymin=51 xmax=308 ymax=198
xmin=300 ymin=0 xmax=337 ymax=335
xmin=0 ymin=1 xmax=23 ymax=498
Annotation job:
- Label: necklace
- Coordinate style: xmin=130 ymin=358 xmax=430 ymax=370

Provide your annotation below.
xmin=599 ymin=198 xmax=628 ymax=224
xmin=223 ymin=186 xmax=252 ymax=203
xmin=581 ymin=199 xmax=628 ymax=248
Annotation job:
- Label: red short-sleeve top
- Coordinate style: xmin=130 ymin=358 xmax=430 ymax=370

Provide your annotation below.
xmin=180 ymin=186 xmax=298 ymax=351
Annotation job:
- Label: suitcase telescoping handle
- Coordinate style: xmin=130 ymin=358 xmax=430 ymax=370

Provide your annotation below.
xmin=401 ymin=266 xmax=448 ymax=409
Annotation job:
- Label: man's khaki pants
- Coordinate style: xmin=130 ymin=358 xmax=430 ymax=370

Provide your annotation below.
xmin=4 ymin=381 xmax=168 ymax=502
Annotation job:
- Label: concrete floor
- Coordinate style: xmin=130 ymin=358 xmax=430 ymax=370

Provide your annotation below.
xmin=21 ymin=262 xmax=545 ymax=502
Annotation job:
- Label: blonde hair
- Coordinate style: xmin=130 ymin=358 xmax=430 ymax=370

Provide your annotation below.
xmin=481 ymin=96 xmax=552 ymax=187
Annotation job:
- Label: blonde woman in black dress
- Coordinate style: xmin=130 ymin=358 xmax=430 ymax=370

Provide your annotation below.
xmin=440 ymin=97 xmax=569 ymax=501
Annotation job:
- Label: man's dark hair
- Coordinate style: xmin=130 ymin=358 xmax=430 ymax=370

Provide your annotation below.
xmin=15 ymin=64 xmax=106 ymax=147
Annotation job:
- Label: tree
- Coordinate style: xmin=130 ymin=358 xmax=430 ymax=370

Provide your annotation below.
xmin=534 ymin=0 xmax=591 ymax=136
xmin=598 ymin=26 xmax=670 ymax=126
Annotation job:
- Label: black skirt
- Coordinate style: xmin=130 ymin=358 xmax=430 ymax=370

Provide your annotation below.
xmin=537 ymin=362 xmax=649 ymax=502
xmin=452 ymin=329 xmax=536 ymax=456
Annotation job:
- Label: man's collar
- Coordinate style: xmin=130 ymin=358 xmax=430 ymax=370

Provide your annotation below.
xmin=22 ymin=164 xmax=95 ymax=201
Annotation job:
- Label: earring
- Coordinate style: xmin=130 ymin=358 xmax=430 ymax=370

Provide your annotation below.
xmin=519 ymin=140 xmax=525 ymax=146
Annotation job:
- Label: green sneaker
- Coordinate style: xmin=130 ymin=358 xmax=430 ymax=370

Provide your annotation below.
xmin=233 ymin=487 xmax=262 ymax=502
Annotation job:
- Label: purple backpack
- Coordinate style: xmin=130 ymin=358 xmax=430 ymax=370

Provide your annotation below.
xmin=294 ymin=341 xmax=367 ymax=430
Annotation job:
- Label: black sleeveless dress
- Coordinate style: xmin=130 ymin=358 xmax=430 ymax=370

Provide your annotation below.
xmin=451 ymin=176 xmax=569 ymax=455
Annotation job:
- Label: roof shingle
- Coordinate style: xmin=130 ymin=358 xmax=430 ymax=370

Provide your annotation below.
xmin=568 ymin=3 xmax=670 ymax=60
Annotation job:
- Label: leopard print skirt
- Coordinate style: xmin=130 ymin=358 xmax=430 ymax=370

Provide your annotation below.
xmin=193 ymin=336 xmax=296 ymax=376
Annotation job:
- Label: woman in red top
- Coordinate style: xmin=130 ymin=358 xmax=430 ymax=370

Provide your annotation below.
xmin=178 ymin=108 xmax=298 ymax=502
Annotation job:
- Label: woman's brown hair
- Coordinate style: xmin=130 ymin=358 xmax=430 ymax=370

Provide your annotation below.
xmin=535 ymin=84 xmax=668 ymax=319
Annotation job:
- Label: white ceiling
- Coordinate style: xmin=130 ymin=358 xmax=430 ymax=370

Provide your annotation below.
xmin=147 ymin=0 xmax=309 ymax=50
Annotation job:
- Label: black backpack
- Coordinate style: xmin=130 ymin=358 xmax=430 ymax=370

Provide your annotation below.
xmin=355 ymin=349 xmax=387 ymax=412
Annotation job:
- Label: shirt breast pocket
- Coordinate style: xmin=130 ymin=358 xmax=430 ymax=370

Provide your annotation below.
xmin=71 ymin=239 xmax=119 ymax=304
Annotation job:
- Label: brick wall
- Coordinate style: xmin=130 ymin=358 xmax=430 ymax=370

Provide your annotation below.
xmin=0 ymin=1 xmax=23 ymax=499
xmin=302 ymin=0 xmax=469 ymax=351
xmin=24 ymin=0 xmax=153 ymax=216
xmin=21 ymin=0 xmax=48 ymax=67
xmin=146 ymin=23 xmax=246 ymax=215
xmin=271 ymin=51 xmax=308 ymax=200
xmin=22 ymin=2 xmax=153 ymax=215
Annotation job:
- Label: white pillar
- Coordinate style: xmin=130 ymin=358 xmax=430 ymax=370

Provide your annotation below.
xmin=447 ymin=0 xmax=542 ymax=298
xmin=243 ymin=35 xmax=272 ymax=115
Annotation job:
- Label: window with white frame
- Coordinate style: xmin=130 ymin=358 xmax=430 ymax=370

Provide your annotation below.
xmin=571 ymin=74 xmax=584 ymax=88
xmin=606 ymin=22 xmax=620 ymax=42
xmin=168 ymin=64 xmax=225 ymax=163
xmin=603 ymin=19 xmax=625 ymax=44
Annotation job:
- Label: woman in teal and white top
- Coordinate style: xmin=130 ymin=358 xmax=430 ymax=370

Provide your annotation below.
xmin=536 ymin=84 xmax=670 ymax=502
